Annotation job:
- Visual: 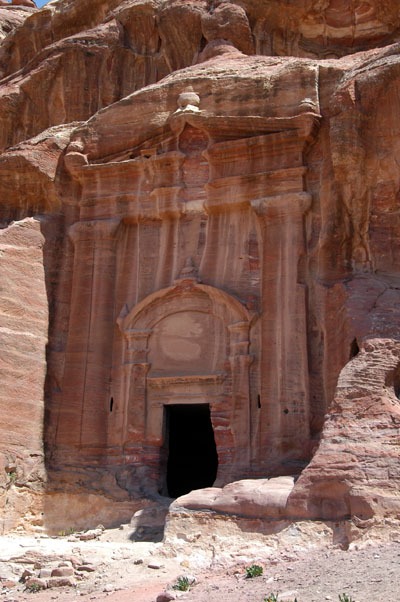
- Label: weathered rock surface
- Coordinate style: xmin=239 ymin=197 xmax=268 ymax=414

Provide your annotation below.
xmin=1 ymin=0 xmax=400 ymax=534
xmin=286 ymin=338 xmax=400 ymax=522
xmin=0 ymin=123 xmax=79 ymax=221
xmin=0 ymin=218 xmax=48 ymax=533
xmin=0 ymin=2 xmax=35 ymax=44
xmin=174 ymin=477 xmax=294 ymax=519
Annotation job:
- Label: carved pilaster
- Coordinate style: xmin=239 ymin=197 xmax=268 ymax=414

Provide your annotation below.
xmin=252 ymin=192 xmax=311 ymax=455
xmin=57 ymin=219 xmax=120 ymax=448
xmin=251 ymin=192 xmax=311 ymax=222
xmin=124 ymin=361 xmax=151 ymax=444
xmin=68 ymin=218 xmax=121 ymax=245
xmin=228 ymin=321 xmax=253 ymax=470
xmin=124 ymin=329 xmax=152 ymax=364
xmin=120 ymin=329 xmax=152 ymax=445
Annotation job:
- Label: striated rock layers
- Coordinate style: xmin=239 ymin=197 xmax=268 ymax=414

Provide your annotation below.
xmin=1 ymin=0 xmax=400 ymax=535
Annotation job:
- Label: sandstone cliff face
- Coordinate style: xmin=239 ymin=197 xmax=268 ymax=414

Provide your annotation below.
xmin=1 ymin=0 xmax=400 ymax=534
xmin=0 ymin=3 xmax=35 ymax=44
xmin=0 ymin=218 xmax=48 ymax=532
xmin=287 ymin=338 xmax=400 ymax=523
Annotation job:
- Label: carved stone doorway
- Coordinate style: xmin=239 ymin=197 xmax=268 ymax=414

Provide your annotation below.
xmin=117 ymin=278 xmax=255 ymax=490
xmin=165 ymin=404 xmax=218 ymax=498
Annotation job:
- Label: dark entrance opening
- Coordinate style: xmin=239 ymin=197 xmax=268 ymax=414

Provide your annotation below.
xmin=349 ymin=338 xmax=360 ymax=359
xmin=165 ymin=404 xmax=218 ymax=498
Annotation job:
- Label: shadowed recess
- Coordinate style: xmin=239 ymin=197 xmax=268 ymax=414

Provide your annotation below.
xmin=166 ymin=404 xmax=218 ymax=498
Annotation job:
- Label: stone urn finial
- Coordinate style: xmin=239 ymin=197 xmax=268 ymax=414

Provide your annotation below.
xmin=299 ymin=98 xmax=317 ymax=113
xmin=175 ymin=256 xmax=200 ymax=283
xmin=177 ymin=91 xmax=200 ymax=113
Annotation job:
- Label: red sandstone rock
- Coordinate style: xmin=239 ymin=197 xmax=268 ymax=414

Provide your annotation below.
xmin=25 ymin=577 xmax=47 ymax=589
xmin=78 ymin=529 xmax=102 ymax=541
xmin=0 ymin=218 xmax=49 ymax=532
xmin=175 ymin=477 xmax=295 ymax=519
xmin=0 ymin=123 xmax=79 ymax=221
xmin=0 ymin=2 xmax=33 ymax=42
xmin=1 ymin=0 xmax=400 ymax=535
xmin=286 ymin=339 xmax=400 ymax=523
xmin=51 ymin=566 xmax=74 ymax=577
xmin=156 ymin=592 xmax=176 ymax=602
xmin=11 ymin=0 xmax=35 ymax=7
xmin=47 ymin=576 xmax=76 ymax=587
xmin=77 ymin=565 xmax=95 ymax=572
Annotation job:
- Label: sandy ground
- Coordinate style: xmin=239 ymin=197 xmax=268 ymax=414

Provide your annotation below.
xmin=1 ymin=525 xmax=400 ymax=602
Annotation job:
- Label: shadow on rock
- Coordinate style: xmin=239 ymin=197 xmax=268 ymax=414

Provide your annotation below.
xmin=129 ymin=499 xmax=172 ymax=543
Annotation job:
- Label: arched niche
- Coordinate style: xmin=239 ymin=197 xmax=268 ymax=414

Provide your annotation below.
xmin=117 ymin=279 xmax=257 ymax=490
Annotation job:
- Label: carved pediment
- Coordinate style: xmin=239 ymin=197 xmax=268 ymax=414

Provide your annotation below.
xmin=118 ymin=279 xmax=255 ymax=335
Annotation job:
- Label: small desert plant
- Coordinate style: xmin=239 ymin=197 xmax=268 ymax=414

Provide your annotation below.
xmin=58 ymin=526 xmax=75 ymax=536
xmin=25 ymin=582 xmax=45 ymax=593
xmin=6 ymin=470 xmax=17 ymax=488
xmin=264 ymin=594 xmax=279 ymax=602
xmin=339 ymin=595 xmax=354 ymax=602
xmin=172 ymin=576 xmax=191 ymax=591
xmin=245 ymin=564 xmax=263 ymax=578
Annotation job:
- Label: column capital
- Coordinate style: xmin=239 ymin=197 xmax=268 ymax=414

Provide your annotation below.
xmin=68 ymin=219 xmax=121 ymax=245
xmin=123 ymin=329 xmax=152 ymax=349
xmin=228 ymin=321 xmax=251 ymax=356
xmin=251 ymin=192 xmax=311 ymax=221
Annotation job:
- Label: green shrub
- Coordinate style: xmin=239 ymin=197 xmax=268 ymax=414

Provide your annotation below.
xmin=58 ymin=527 xmax=75 ymax=536
xmin=245 ymin=564 xmax=263 ymax=578
xmin=264 ymin=594 xmax=279 ymax=602
xmin=25 ymin=582 xmax=44 ymax=593
xmin=172 ymin=576 xmax=191 ymax=591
